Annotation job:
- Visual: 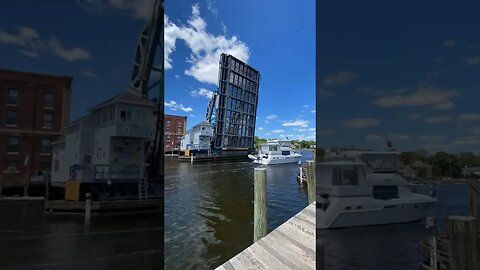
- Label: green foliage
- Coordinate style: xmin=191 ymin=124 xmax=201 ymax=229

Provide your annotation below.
xmin=254 ymin=136 xmax=267 ymax=149
xmin=400 ymin=150 xmax=480 ymax=178
xmin=290 ymin=140 xmax=316 ymax=149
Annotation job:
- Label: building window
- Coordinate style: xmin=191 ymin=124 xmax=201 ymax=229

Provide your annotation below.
xmin=39 ymin=161 xmax=50 ymax=173
xmin=41 ymin=139 xmax=51 ymax=154
xmin=7 ymin=89 xmax=19 ymax=105
xmin=166 ymin=127 xmax=170 ymax=133
xmin=177 ymin=127 xmax=182 ymax=133
xmin=7 ymin=137 xmax=19 ymax=153
xmin=43 ymin=113 xmax=53 ymax=128
xmin=53 ymin=159 xmax=59 ymax=172
xmin=166 ymin=135 xmax=171 ymax=141
xmin=119 ymin=107 xmax=132 ymax=122
xmin=166 ymin=120 xmax=171 ymax=125
xmin=109 ymin=107 xmax=115 ymax=122
xmin=44 ymin=93 xmax=54 ymax=108
xmin=6 ymin=161 xmax=18 ymax=172
xmin=178 ymin=121 xmax=182 ymax=127
xmin=6 ymin=110 xmax=17 ymax=125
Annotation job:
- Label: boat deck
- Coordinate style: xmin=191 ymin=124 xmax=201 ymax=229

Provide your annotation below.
xmin=216 ymin=202 xmax=316 ymax=270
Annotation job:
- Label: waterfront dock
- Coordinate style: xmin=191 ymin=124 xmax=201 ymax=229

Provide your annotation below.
xmin=216 ymin=202 xmax=316 ymax=270
xmin=178 ymin=154 xmax=250 ymax=162
xmin=45 ymin=199 xmax=163 ymax=215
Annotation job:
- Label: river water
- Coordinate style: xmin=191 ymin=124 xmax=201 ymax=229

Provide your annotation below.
xmin=0 ymin=202 xmax=162 ymax=270
xmin=319 ymin=183 xmax=478 ymax=270
xmin=164 ymin=150 xmax=313 ymax=270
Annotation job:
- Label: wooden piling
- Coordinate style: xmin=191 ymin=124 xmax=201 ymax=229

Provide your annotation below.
xmin=306 ymin=160 xmax=316 ymax=204
xmin=468 ymin=179 xmax=477 ymax=220
xmin=85 ymin=193 xmax=92 ymax=224
xmin=254 ymin=167 xmax=267 ymax=242
xmin=190 ymin=154 xmax=194 ymax=164
xmin=447 ymin=216 xmax=478 ymax=270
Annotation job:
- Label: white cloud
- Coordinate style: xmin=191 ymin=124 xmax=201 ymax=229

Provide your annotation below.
xmin=466 ymin=56 xmax=480 ymax=65
xmin=458 ymin=114 xmax=480 ymax=121
xmin=266 ymin=114 xmax=277 ymax=120
xmin=324 ymin=71 xmax=358 ymax=86
xmin=339 ymin=118 xmax=380 ymax=128
xmin=282 ymin=120 xmax=309 ymax=128
xmin=318 ymin=88 xmax=334 ymax=97
xmin=17 ymin=50 xmax=39 ymax=58
xmin=452 ymin=138 xmax=480 ymax=146
xmin=81 ymin=70 xmax=96 ymax=77
xmin=271 ymin=129 xmax=285 ymax=134
xmin=165 ymin=4 xmax=249 ymax=84
xmin=206 ymin=0 xmax=218 ymax=16
xmin=311 ymin=108 xmax=316 ymax=113
xmin=366 ymin=134 xmax=383 ymax=141
xmin=174 ymin=74 xmax=180 ymax=79
xmin=77 ymin=0 xmax=155 ymax=20
xmin=258 ymin=127 xmax=264 ymax=130
xmin=388 ymin=133 xmax=409 ymax=141
xmin=317 ymin=129 xmax=336 ymax=135
xmin=443 ymin=40 xmax=456 ymax=47
xmin=0 ymin=26 xmax=90 ymax=62
xmin=164 ymin=100 xmax=193 ymax=112
xmin=424 ymin=116 xmax=452 ymax=123
xmin=303 ymin=105 xmax=309 ymax=108
xmin=373 ymin=86 xmax=457 ymax=110
xmin=190 ymin=88 xmax=214 ymax=99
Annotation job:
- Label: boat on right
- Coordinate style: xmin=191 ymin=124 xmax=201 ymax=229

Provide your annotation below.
xmin=317 ymin=146 xmax=438 ymax=229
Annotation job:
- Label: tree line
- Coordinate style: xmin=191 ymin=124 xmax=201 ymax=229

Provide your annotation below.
xmin=254 ymin=136 xmax=316 ymax=149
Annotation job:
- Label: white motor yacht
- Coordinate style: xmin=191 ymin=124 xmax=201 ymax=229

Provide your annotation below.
xmin=248 ymin=140 xmax=302 ymax=165
xmin=317 ymin=148 xmax=437 ymax=229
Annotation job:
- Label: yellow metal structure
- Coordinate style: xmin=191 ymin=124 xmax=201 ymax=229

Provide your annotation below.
xmin=64 ymin=180 xmax=81 ymax=201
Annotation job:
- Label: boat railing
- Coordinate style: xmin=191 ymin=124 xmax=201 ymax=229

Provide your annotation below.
xmin=93 ymin=164 xmax=142 ymax=182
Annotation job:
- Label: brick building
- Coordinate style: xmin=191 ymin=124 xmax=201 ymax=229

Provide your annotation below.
xmin=0 ymin=69 xmax=72 ymax=188
xmin=164 ymin=114 xmax=187 ymax=152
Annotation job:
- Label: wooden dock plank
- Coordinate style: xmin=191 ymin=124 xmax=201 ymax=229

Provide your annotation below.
xmin=216 ymin=202 xmax=315 ymax=270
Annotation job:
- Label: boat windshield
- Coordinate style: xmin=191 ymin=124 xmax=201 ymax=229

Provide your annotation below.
xmin=277 ymin=141 xmax=292 ymax=147
xmin=360 ymin=153 xmax=401 ymax=172
xmin=261 ymin=144 xmax=279 ymax=152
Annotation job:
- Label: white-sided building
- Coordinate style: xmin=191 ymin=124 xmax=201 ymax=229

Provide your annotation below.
xmin=51 ymin=91 xmax=156 ymax=189
xmin=180 ymin=121 xmax=214 ymax=152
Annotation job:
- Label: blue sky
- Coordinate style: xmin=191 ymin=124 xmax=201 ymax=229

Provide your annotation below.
xmin=317 ymin=0 xmax=480 ymax=153
xmin=0 ymin=0 xmax=157 ymax=121
xmin=164 ymin=0 xmax=316 ymax=141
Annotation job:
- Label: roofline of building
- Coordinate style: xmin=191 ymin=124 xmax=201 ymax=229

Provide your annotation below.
xmin=0 ymin=68 xmax=73 ymax=82
xmin=165 ymin=114 xmax=188 ymax=119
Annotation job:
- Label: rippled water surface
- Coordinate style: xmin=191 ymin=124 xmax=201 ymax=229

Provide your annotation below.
xmin=0 ymin=202 xmax=163 ymax=270
xmin=164 ymin=150 xmax=312 ymax=269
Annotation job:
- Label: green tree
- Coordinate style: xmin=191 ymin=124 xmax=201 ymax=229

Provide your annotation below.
xmin=254 ymin=136 xmax=267 ymax=149
xmin=429 ymin=151 xmax=461 ymax=177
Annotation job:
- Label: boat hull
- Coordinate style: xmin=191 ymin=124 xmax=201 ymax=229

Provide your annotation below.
xmin=252 ymin=154 xmax=302 ymax=165
xmin=317 ymin=195 xmax=437 ymax=229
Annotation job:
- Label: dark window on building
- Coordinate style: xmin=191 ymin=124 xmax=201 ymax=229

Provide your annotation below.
xmin=43 ymin=113 xmax=53 ymax=128
xmin=41 ymin=139 xmax=51 ymax=154
xmin=53 ymin=159 xmax=59 ymax=172
xmin=166 ymin=127 xmax=170 ymax=133
xmin=166 ymin=120 xmax=171 ymax=125
xmin=84 ymin=155 xmax=92 ymax=164
xmin=120 ymin=110 xmax=126 ymax=121
xmin=6 ymin=111 xmax=17 ymax=125
xmin=7 ymin=137 xmax=19 ymax=153
xmin=7 ymin=161 xmax=18 ymax=172
xmin=39 ymin=161 xmax=50 ymax=173
xmin=373 ymin=186 xmax=399 ymax=200
xmin=178 ymin=121 xmax=182 ymax=127
xmin=177 ymin=127 xmax=181 ymax=133
xmin=44 ymin=93 xmax=54 ymax=107
xmin=7 ymin=89 xmax=19 ymax=105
